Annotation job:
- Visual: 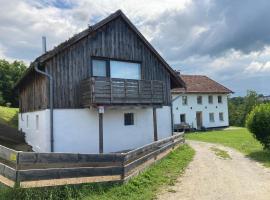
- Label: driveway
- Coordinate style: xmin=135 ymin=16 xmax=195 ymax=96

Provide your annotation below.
xmin=158 ymin=141 xmax=270 ymax=200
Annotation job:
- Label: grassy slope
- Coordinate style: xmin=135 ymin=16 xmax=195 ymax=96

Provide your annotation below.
xmin=186 ymin=128 xmax=270 ymax=167
xmin=0 ymin=144 xmax=195 ymax=200
xmin=0 ymin=106 xmax=18 ymax=128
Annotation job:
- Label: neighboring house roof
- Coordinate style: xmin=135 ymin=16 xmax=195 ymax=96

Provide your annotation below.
xmin=14 ymin=10 xmax=185 ymax=89
xmin=171 ymin=75 xmax=233 ymax=94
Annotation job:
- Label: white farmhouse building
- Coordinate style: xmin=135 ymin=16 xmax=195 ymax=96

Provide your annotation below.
xmin=172 ymin=75 xmax=233 ymax=130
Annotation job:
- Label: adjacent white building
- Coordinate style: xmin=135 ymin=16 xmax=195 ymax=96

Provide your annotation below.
xmin=172 ymin=75 xmax=233 ymax=130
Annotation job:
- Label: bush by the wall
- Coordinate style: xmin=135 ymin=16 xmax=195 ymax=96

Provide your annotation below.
xmin=246 ymin=103 xmax=270 ymax=150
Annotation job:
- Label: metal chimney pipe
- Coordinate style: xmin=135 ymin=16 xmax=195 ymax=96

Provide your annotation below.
xmin=42 ymin=36 xmax=47 ymax=53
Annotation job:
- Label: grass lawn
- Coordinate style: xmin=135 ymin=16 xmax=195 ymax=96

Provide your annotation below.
xmin=0 ymin=106 xmax=18 ymax=128
xmin=0 ymin=144 xmax=194 ymax=200
xmin=186 ymin=128 xmax=270 ymax=167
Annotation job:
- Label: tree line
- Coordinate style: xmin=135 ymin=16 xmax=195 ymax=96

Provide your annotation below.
xmin=0 ymin=59 xmax=27 ymax=107
xmin=228 ymin=90 xmax=267 ymax=127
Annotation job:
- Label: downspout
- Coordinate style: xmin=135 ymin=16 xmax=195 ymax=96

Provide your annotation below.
xmin=34 ymin=62 xmax=54 ymax=152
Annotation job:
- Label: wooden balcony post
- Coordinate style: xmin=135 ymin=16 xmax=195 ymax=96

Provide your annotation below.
xmin=98 ymin=106 xmax=104 ymax=153
xmin=153 ymin=107 xmax=158 ymax=141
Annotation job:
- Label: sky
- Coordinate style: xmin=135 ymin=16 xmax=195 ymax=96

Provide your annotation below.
xmin=0 ymin=0 xmax=270 ymax=96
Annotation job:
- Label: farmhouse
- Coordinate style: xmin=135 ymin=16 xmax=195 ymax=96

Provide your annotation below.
xmin=14 ymin=10 xmax=185 ymax=154
xmin=172 ymin=74 xmax=232 ymax=130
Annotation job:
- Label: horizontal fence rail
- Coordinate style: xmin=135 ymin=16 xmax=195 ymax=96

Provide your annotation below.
xmin=80 ymin=77 xmax=165 ymax=106
xmin=0 ymin=133 xmax=184 ymax=188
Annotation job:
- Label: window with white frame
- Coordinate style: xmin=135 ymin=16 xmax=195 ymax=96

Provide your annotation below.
xmin=197 ymin=96 xmax=202 ymax=104
xmin=219 ymin=112 xmax=224 ymax=121
xmin=209 ymin=113 xmax=215 ymax=122
xmin=218 ymin=95 xmax=223 ymax=103
xmin=208 ymin=95 xmax=213 ymax=104
xmin=182 ymin=96 xmax=188 ymax=105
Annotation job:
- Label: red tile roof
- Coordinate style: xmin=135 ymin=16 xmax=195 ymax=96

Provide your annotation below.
xmin=172 ymin=75 xmax=233 ymax=94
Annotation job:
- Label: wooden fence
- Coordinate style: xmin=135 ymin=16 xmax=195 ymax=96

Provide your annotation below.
xmin=0 ymin=133 xmax=184 ymax=188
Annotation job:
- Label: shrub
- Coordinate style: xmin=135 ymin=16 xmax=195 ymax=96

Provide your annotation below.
xmin=246 ymin=103 xmax=270 ymax=150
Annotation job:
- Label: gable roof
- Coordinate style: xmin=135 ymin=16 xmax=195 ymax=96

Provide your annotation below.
xmin=14 ymin=10 xmax=185 ymax=89
xmin=171 ymin=75 xmax=233 ymax=94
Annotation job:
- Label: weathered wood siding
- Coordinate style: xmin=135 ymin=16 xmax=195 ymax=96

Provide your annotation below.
xmin=19 ymin=16 xmax=172 ymax=112
xmin=19 ymin=71 xmax=48 ymax=113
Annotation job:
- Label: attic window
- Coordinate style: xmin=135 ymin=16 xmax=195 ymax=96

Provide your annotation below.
xmin=92 ymin=59 xmax=108 ymax=77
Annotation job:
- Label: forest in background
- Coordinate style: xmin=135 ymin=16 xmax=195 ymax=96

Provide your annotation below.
xmin=0 ymin=59 xmax=27 ymax=107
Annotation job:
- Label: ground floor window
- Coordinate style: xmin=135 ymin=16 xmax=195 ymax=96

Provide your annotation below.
xmin=219 ymin=112 xmax=224 ymax=121
xmin=209 ymin=113 xmax=215 ymax=122
xmin=180 ymin=114 xmax=186 ymax=123
xmin=36 ymin=115 xmax=39 ymax=130
xmin=26 ymin=115 xmax=29 ymax=128
xmin=124 ymin=113 xmax=134 ymax=126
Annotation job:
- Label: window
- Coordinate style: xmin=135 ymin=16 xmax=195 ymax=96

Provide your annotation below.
xmin=124 ymin=113 xmax=134 ymax=126
xmin=110 ymin=60 xmax=141 ymax=80
xmin=208 ymin=95 xmax=213 ymax=104
xmin=26 ymin=115 xmax=29 ymax=128
xmin=36 ymin=115 xmax=39 ymax=130
xmin=218 ymin=95 xmax=223 ymax=103
xmin=92 ymin=58 xmax=141 ymax=80
xmin=92 ymin=59 xmax=108 ymax=77
xmin=209 ymin=113 xmax=215 ymax=122
xmin=180 ymin=114 xmax=186 ymax=123
xmin=219 ymin=112 xmax=224 ymax=121
xmin=182 ymin=96 xmax=188 ymax=105
xmin=197 ymin=96 xmax=202 ymax=104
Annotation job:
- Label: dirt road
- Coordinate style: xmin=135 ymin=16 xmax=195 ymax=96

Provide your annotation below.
xmin=158 ymin=141 xmax=270 ymax=200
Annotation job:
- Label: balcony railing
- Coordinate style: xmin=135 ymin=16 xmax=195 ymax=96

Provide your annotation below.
xmin=80 ymin=77 xmax=165 ymax=106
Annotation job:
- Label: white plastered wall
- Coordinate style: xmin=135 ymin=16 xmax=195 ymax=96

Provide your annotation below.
xmin=19 ymin=106 xmax=172 ymax=153
xmin=18 ymin=110 xmax=51 ymax=152
xmin=172 ymin=94 xmax=229 ymax=129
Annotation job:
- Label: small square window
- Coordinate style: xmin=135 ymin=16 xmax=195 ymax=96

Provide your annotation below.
xmin=124 ymin=113 xmax=134 ymax=126
xmin=209 ymin=113 xmax=215 ymax=122
xmin=197 ymin=96 xmax=202 ymax=104
xmin=180 ymin=114 xmax=186 ymax=123
xmin=219 ymin=112 xmax=224 ymax=121
xmin=208 ymin=96 xmax=213 ymax=104
xmin=182 ymin=96 xmax=188 ymax=105
xmin=218 ymin=96 xmax=223 ymax=103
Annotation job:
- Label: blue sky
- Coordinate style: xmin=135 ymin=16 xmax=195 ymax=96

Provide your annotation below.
xmin=0 ymin=0 xmax=270 ymax=96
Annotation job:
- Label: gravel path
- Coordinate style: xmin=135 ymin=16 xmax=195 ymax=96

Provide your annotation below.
xmin=158 ymin=141 xmax=270 ymax=200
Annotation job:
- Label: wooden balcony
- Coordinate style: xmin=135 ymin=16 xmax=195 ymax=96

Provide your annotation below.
xmin=80 ymin=77 xmax=165 ymax=107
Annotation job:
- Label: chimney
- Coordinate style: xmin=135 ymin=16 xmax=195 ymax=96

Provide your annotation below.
xmin=42 ymin=36 xmax=47 ymax=54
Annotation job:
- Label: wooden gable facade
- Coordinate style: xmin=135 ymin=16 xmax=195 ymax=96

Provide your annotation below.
xmin=17 ymin=10 xmax=184 ymax=113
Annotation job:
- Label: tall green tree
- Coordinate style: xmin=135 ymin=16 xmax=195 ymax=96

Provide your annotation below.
xmin=228 ymin=90 xmax=259 ymax=127
xmin=0 ymin=59 xmax=27 ymax=107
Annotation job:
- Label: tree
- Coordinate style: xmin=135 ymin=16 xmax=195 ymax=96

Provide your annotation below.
xmin=246 ymin=103 xmax=270 ymax=150
xmin=228 ymin=90 xmax=259 ymax=127
xmin=0 ymin=59 xmax=27 ymax=107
